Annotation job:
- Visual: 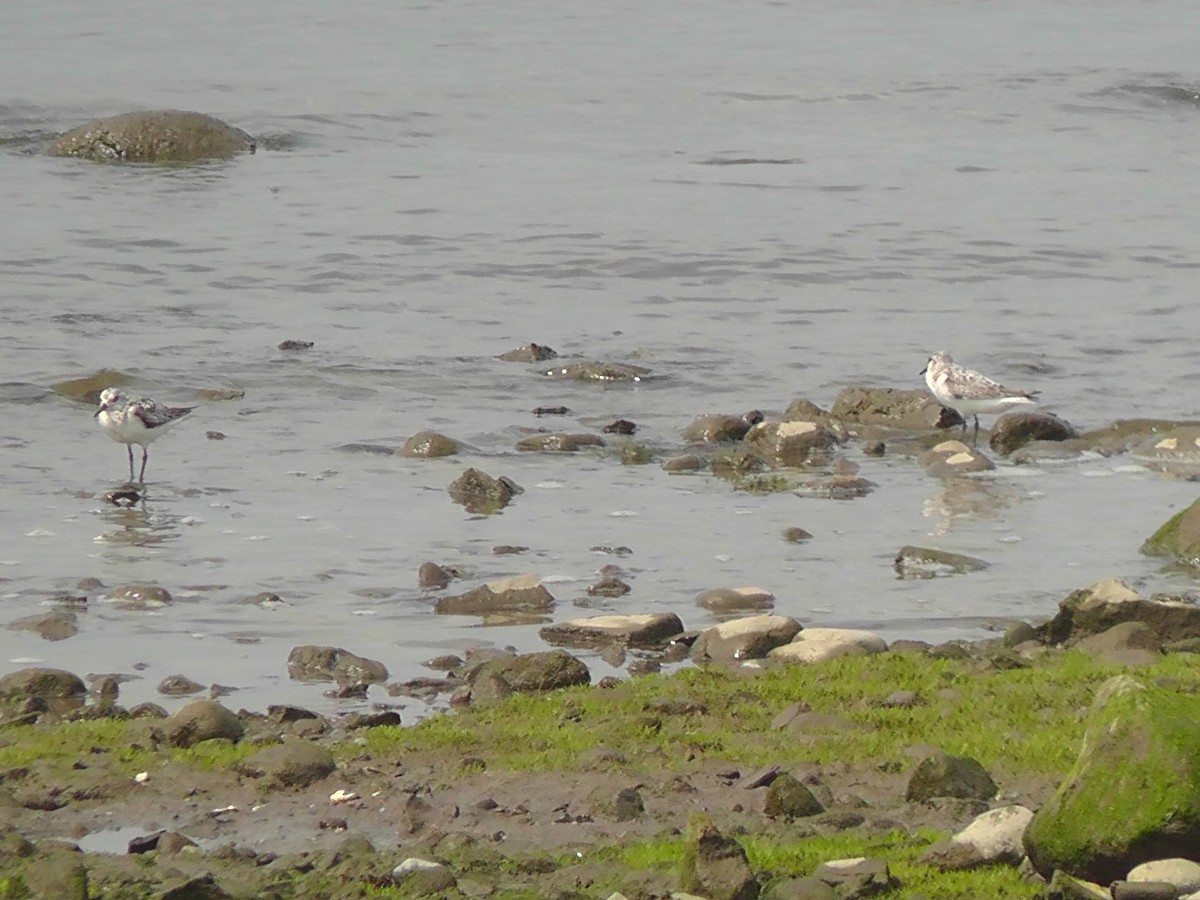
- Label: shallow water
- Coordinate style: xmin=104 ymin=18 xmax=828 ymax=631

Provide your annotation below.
xmin=1 ymin=1 xmax=1199 ymax=717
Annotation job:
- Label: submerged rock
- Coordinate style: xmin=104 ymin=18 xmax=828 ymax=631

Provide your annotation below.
xmin=684 ymin=413 xmax=760 ymax=444
xmin=515 ymin=432 xmax=605 ymax=452
xmin=696 ymin=587 xmax=776 ymax=615
xmin=1024 ymin=676 xmax=1200 ymax=883
xmin=52 ymin=110 xmax=255 ymax=163
xmin=6 ymin=610 xmax=78 ymax=641
xmin=435 ymin=574 xmax=556 ymax=616
xmin=539 ymin=613 xmax=684 ymax=649
xmin=1141 ymin=497 xmax=1200 ymax=565
xmin=51 ymin=368 xmax=132 ymax=403
xmin=830 ymin=386 xmax=945 ymax=432
xmin=893 ymin=546 xmax=989 ymax=579
xmin=448 ymin=467 xmax=521 ymax=514
xmin=988 ymin=411 xmax=1078 ymax=455
xmin=1080 ymin=418 xmax=1200 ymax=455
xmin=497 ymin=342 xmax=557 ymax=362
xmin=1132 ymin=426 xmax=1200 ymax=478
xmin=540 ymin=361 xmax=650 ymax=382
xmin=743 ymin=419 xmax=840 ymax=467
xmin=918 ymin=440 xmax=995 ymax=476
xmin=286 ymin=646 xmax=388 ymax=685
xmin=398 ymin=431 xmax=460 ymax=458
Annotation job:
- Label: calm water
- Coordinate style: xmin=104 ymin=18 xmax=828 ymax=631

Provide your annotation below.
xmin=1 ymin=1 xmax=1198 ymax=716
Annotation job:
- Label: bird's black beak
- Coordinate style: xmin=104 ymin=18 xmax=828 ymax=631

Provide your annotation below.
xmin=93 ymin=407 xmax=103 ymax=418
xmin=919 ymin=365 xmax=928 ymax=375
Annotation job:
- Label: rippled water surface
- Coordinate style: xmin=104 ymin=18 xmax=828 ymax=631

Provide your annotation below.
xmin=2 ymin=1 xmax=1199 ymax=716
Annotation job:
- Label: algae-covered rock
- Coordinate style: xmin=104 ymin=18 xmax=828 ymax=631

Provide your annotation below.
xmin=763 ymin=773 xmax=824 ymax=819
xmin=1132 ymin=426 xmax=1200 ymax=478
xmin=679 ymin=813 xmax=759 ymax=900
xmin=515 ymin=432 xmax=605 ymax=452
xmin=1080 ymin=418 xmax=1200 ymax=455
xmin=435 ymin=574 xmax=556 ymax=616
xmin=1141 ymin=496 xmax=1200 ymax=566
xmin=448 ymin=467 xmax=521 ymax=514
xmin=1023 ymin=675 xmax=1200 ymax=882
xmin=161 ymin=699 xmax=243 ymax=748
xmin=398 ymin=431 xmax=460 ymax=458
xmin=0 ymin=667 xmax=86 ymax=702
xmin=988 ymin=411 xmax=1078 ymax=455
xmin=1037 ymin=577 xmax=1200 ymax=645
xmin=540 ymin=361 xmax=651 ymax=382
xmin=684 ymin=413 xmax=760 ymax=444
xmin=905 ymin=750 xmax=997 ymax=802
xmin=286 ymin=646 xmax=388 ymax=685
xmin=236 ymin=741 xmax=337 ymax=788
xmin=830 ymin=386 xmax=944 ymax=431
xmin=52 ymin=110 xmax=254 ymax=163
xmin=468 ymin=650 xmax=590 ymax=693
xmin=51 ymin=368 xmax=133 ymax=403
xmin=743 ymin=419 xmax=839 ymax=467
xmin=893 ymin=546 xmax=989 ymax=579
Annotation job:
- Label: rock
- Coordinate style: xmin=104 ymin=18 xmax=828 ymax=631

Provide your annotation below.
xmin=391 ymin=857 xmax=458 ymax=894
xmin=277 ymin=339 xmax=313 ymax=351
xmin=793 ymin=472 xmax=877 ymax=500
xmin=603 ymin=419 xmax=638 ymax=435
xmin=434 ymin=575 xmax=556 ymax=616
xmin=1073 ymin=622 xmax=1162 ymax=666
xmin=236 ymin=741 xmax=337 ymax=788
xmin=763 ymin=773 xmax=824 ymax=819
xmin=905 ymin=750 xmax=997 ymax=802
xmin=830 ymin=386 xmax=945 ymax=431
xmin=51 ymin=110 xmax=254 ymax=163
xmin=157 ymin=674 xmax=206 ymax=696
xmin=1037 ymin=577 xmax=1200 ymax=645
xmin=921 ymin=805 xmax=1033 ymax=870
xmin=783 ymin=527 xmax=813 ymax=543
xmin=159 ymin=874 xmax=231 ymax=899
xmin=1080 ymin=419 xmax=1200 ymax=455
xmin=988 ymin=411 xmax=1078 ymax=455
xmin=516 ymin=432 xmax=605 ymax=452
xmin=663 ymin=454 xmax=708 ymax=472
xmin=468 ymin=650 xmax=590 ymax=693
xmin=539 ymin=613 xmax=684 ymax=649
xmin=106 ymin=584 xmax=173 ymax=608
xmin=587 ymin=575 xmax=631 ymax=596
xmin=6 ymin=610 xmax=77 ymax=641
xmin=418 ymin=561 xmax=453 ymax=589
xmin=540 ymin=361 xmax=650 ymax=382
xmin=1046 ymin=871 xmax=1110 ymax=899
xmin=696 ymin=587 xmax=776 ymax=615
xmin=743 ymin=420 xmax=839 ymax=467
xmin=679 ymin=813 xmax=760 ymax=900
xmin=812 ymin=857 xmax=895 ymax=897
xmin=51 ymin=368 xmax=132 ymax=403
xmin=768 ymin=628 xmax=887 ymax=664
xmin=1128 ymin=858 xmax=1200 ymax=893
xmin=691 ymin=615 xmax=803 ymax=664
xmin=612 ymin=786 xmax=645 ymax=821
xmin=1141 ymin=497 xmax=1200 ymax=566
xmin=0 ymin=667 xmax=86 ymax=703
xmin=286 ymin=646 xmax=388 ymax=685
xmin=1110 ymin=881 xmax=1180 ymax=900
xmin=618 ymin=442 xmax=653 ymax=465
xmin=497 ymin=343 xmax=558 ymax=362
xmin=893 ymin=546 xmax=989 ymax=579
xmin=761 ymin=877 xmax=836 ymax=900
xmin=161 ymin=699 xmax=243 ymax=748
xmin=22 ymin=850 xmax=89 ymax=900
xmin=1132 ymin=426 xmax=1200 ymax=478
xmin=712 ymin=447 xmax=770 ymax=480
xmin=532 ymin=406 xmax=569 ymax=416
xmin=447 ymin=467 xmax=521 ymax=514
xmin=398 ymin=431 xmax=460 ymax=458
xmin=684 ymin=414 xmax=759 ymax=444
xmin=918 ymin=440 xmax=995 ymax=476
xmin=1024 ymin=675 xmax=1200 ymax=882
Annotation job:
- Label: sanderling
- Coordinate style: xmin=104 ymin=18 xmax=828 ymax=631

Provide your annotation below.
xmin=920 ymin=351 xmax=1038 ymax=443
xmin=94 ymin=387 xmax=195 ymax=482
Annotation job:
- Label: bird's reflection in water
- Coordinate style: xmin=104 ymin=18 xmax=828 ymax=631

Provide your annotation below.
xmin=95 ymin=483 xmax=182 ymax=546
xmin=922 ymin=477 xmax=1017 ymax=537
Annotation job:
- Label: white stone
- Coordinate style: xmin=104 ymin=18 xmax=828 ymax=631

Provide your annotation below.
xmin=1128 ymin=858 xmax=1200 ymax=892
xmin=950 ymin=805 xmax=1033 ymax=863
xmin=393 ymin=857 xmax=445 ymax=876
xmin=769 ymin=627 xmax=887 ymax=663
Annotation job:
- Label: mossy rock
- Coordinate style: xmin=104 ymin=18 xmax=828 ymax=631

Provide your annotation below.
xmin=1023 ymin=675 xmax=1200 ymax=883
xmin=1140 ymin=497 xmax=1200 ymax=566
xmin=52 ymin=110 xmax=255 ymax=163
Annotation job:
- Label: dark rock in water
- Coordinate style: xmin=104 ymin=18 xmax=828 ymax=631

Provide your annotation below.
xmin=107 ymin=584 xmax=173 ymax=608
xmin=103 ymin=485 xmax=144 ymax=506
xmin=467 ymin=650 xmax=590 ymax=693
xmin=831 ymin=385 xmax=945 ymax=431
xmin=684 ymin=413 xmax=757 ymax=444
xmin=1024 ymin=676 xmax=1200 ymax=883
xmin=618 ymin=442 xmax=653 ymax=465
xmin=989 ymin=411 xmax=1078 ymax=455
xmin=663 ymin=453 xmax=707 ymax=472
xmin=1037 ymin=577 xmax=1200 ymax=645
xmin=906 ymin=750 xmax=998 ymax=802
xmin=933 ymin=405 xmax=967 ymax=431
xmin=492 ymin=544 xmax=528 ymax=555
xmin=712 ymin=447 xmax=769 ymax=479
xmin=1133 ymin=426 xmax=1200 ymax=478
xmin=0 ymin=667 xmax=86 ymax=703
xmin=236 ymin=741 xmax=337 ymax=788
xmin=51 ymin=110 xmax=255 ymax=163
xmin=744 ymin=420 xmax=840 ymax=467
xmin=448 ymin=467 xmax=521 ymax=514
xmin=539 ymin=613 xmax=684 ymax=649
xmin=532 ymin=405 xmax=570 ymax=416
xmin=160 ymin=699 xmax=243 ymax=748
xmin=51 ymin=368 xmax=132 ymax=403
xmin=286 ymin=646 xmax=389 ymax=685
xmin=399 ymin=431 xmax=460 ymax=458
xmin=794 ymin=473 xmax=876 ymax=500
xmin=516 ymin=432 xmax=605 ymax=452
xmin=7 ymin=610 xmax=78 ymax=641
xmin=1141 ymin=497 xmax=1200 ymax=565
xmin=696 ymin=587 xmax=775 ymax=615
xmin=783 ymin=527 xmax=813 ymax=543
xmin=157 ymin=674 xmax=205 ymax=697
xmin=277 ymin=339 xmax=313 ymax=351
xmin=894 ymin=546 xmax=989 ymax=579
xmin=587 ymin=575 xmax=631 ymax=597
xmin=435 ymin=574 xmax=556 ymax=616
xmin=679 ymin=813 xmax=759 ymax=900
xmin=602 ymin=418 xmax=637 ymax=435
xmin=1080 ymin=418 xmax=1200 ymax=455
xmin=541 ymin=361 xmax=650 ymax=382
xmin=497 ymin=342 xmax=557 ymax=362
xmin=418 ymin=561 xmax=454 ymax=589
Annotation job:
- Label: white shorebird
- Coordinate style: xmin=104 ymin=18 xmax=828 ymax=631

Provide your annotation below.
xmin=920 ymin=351 xmax=1038 ymax=443
xmin=94 ymin=387 xmax=195 ymax=482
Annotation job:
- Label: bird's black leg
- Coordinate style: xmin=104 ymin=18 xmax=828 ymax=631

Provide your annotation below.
xmin=972 ymin=415 xmax=980 ymax=446
xmin=126 ymin=445 xmax=135 ymax=482
xmin=138 ymin=448 xmax=149 ymax=483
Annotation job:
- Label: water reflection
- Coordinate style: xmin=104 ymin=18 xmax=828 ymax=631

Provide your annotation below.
xmin=94 ymin=485 xmax=183 ymax=546
xmin=922 ymin=477 xmax=1016 ymax=536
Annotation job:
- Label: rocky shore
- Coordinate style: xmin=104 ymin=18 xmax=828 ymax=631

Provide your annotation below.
xmin=4 ymin=576 xmax=1200 ymax=899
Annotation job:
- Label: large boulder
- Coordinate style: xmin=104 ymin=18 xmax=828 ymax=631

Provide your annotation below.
xmin=235 ymin=741 xmax=337 ymax=788
xmin=679 ymin=813 xmax=759 ymax=900
xmin=434 ymin=575 xmax=556 ymax=616
xmin=286 ymin=646 xmax=388 ymax=685
xmin=467 ymin=650 xmax=590 ymax=693
xmin=691 ymin=615 xmax=802 ymax=664
xmin=1037 ymin=577 xmax=1200 ymax=645
xmin=0 ymin=667 xmax=86 ymax=702
xmin=1141 ymin=497 xmax=1200 ymax=566
xmin=988 ymin=411 xmax=1078 ymax=455
xmin=51 ymin=110 xmax=254 ymax=163
xmin=905 ymin=750 xmax=997 ymax=802
xmin=539 ymin=613 xmax=684 ymax=649
xmin=743 ymin=420 xmax=839 ymax=467
xmin=1025 ymin=677 xmax=1200 ymax=882
xmin=160 ymin=700 xmax=243 ymax=748
xmin=829 ymin=386 xmax=944 ymax=431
